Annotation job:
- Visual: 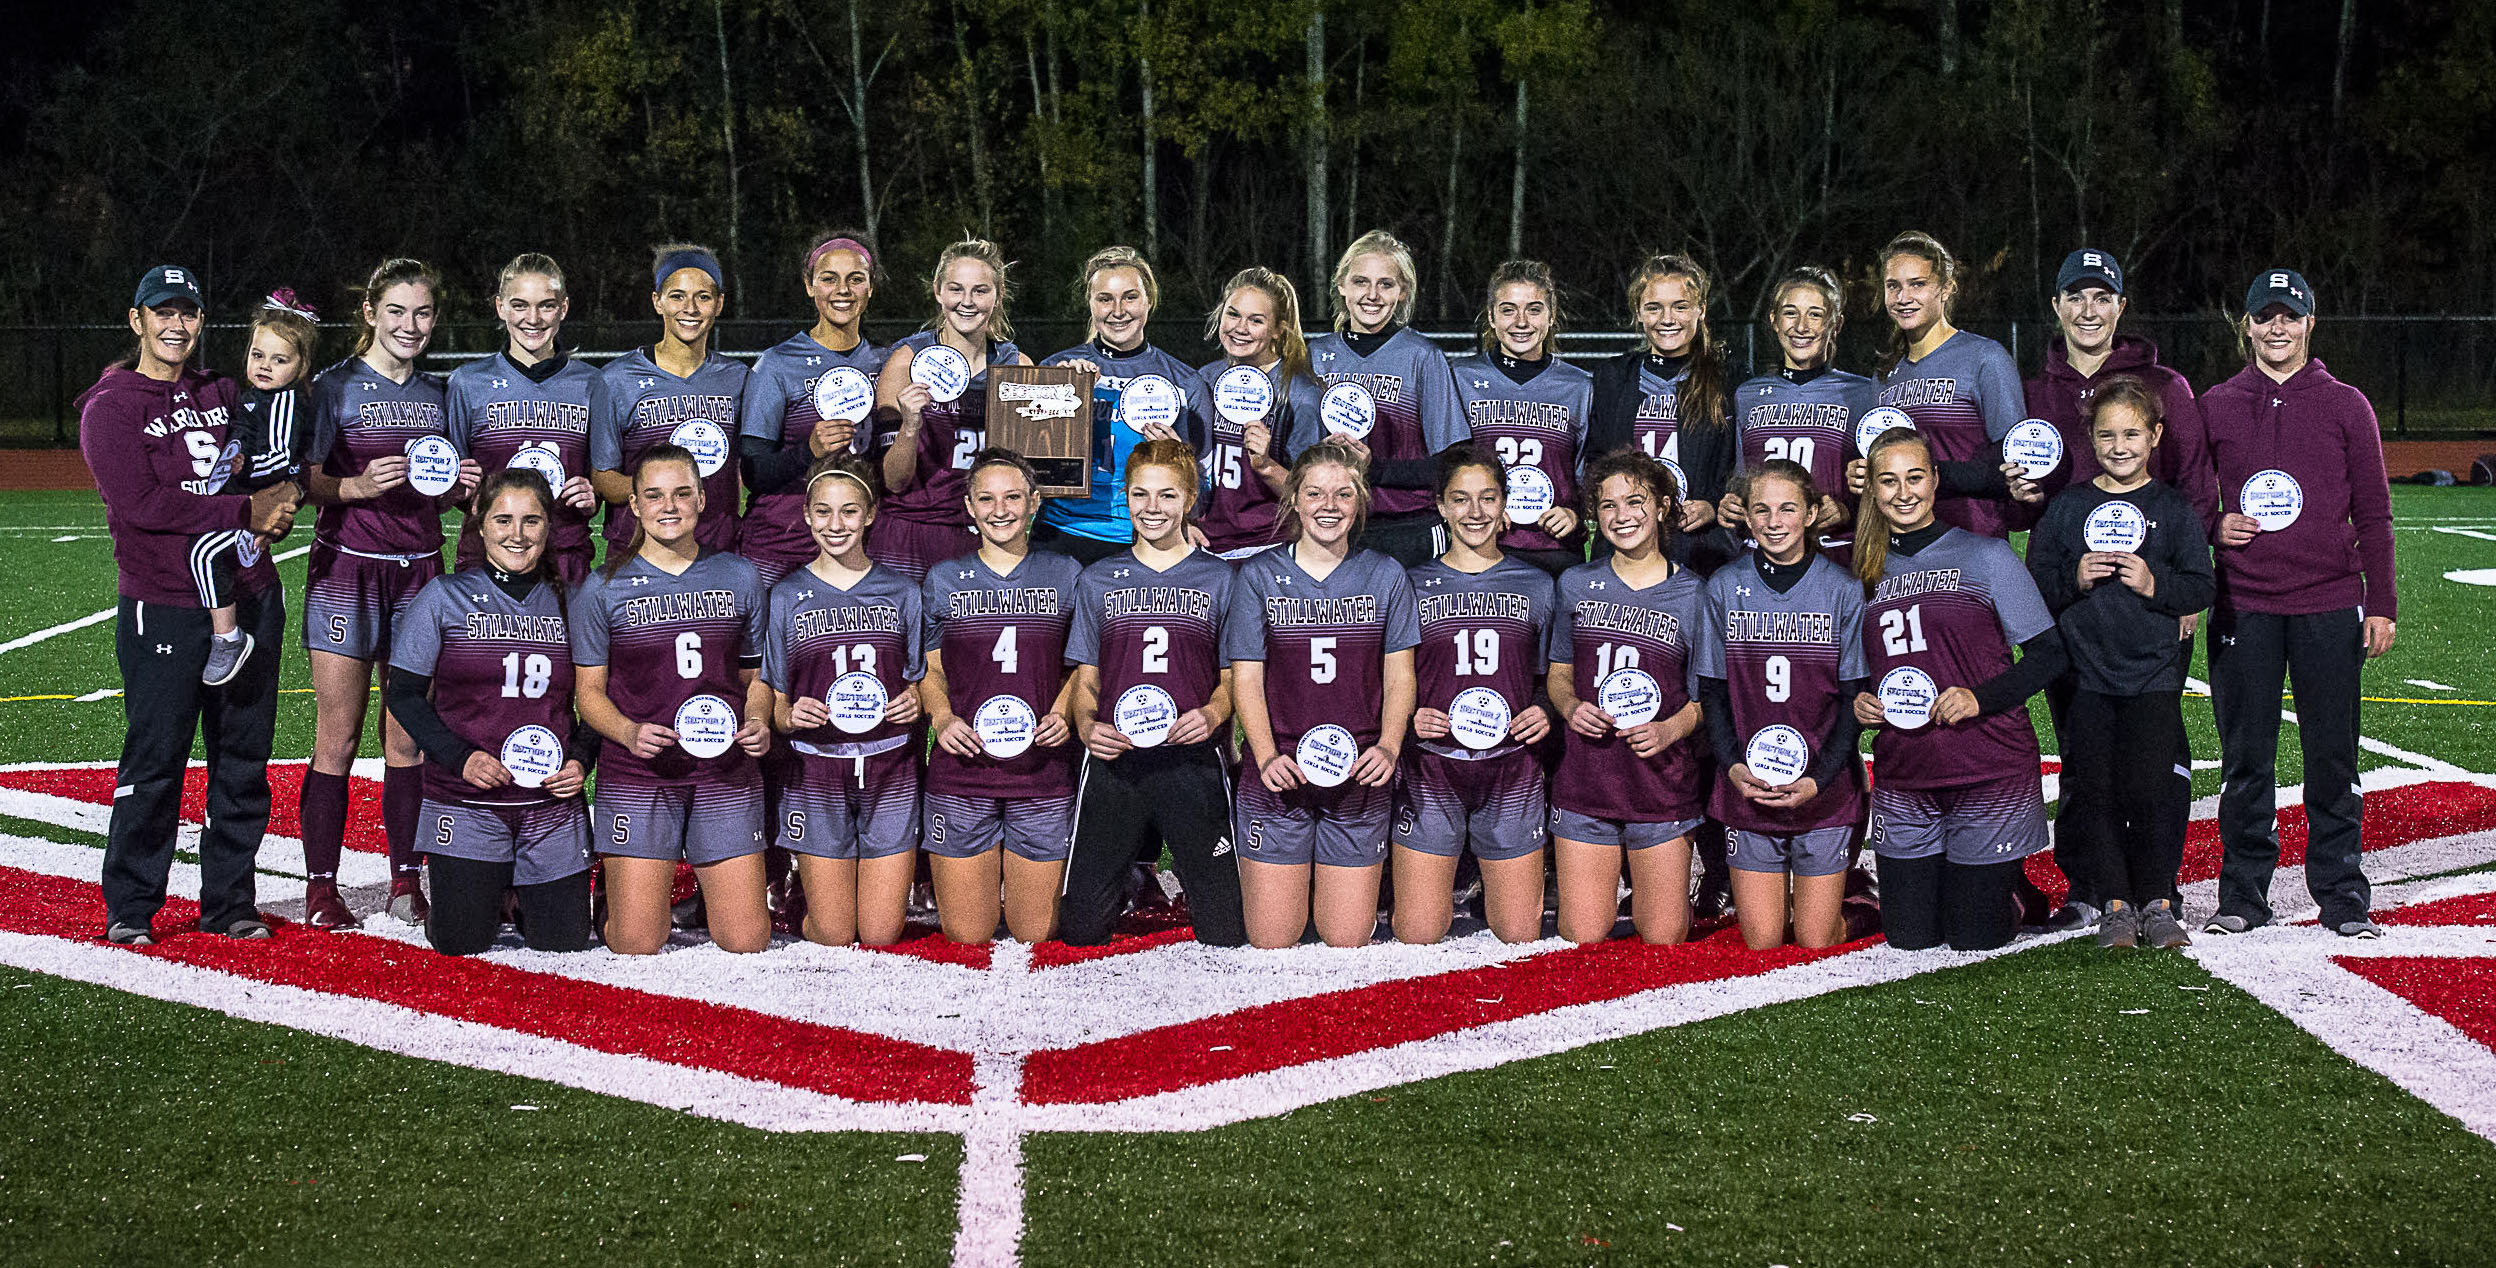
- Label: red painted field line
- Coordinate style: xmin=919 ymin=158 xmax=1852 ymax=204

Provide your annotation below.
xmin=2336 ymin=956 xmax=2496 ymax=1051
xmin=2380 ymin=889 xmax=2496 ymax=927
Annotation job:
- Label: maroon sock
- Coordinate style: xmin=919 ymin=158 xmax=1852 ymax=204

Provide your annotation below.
xmin=383 ymin=764 xmax=423 ymax=879
xmin=299 ymin=770 xmax=349 ymax=882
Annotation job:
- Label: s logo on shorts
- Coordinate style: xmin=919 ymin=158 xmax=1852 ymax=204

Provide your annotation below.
xmin=1244 ymin=820 xmax=1264 ymax=853
xmin=929 ymin=812 xmax=947 ymax=847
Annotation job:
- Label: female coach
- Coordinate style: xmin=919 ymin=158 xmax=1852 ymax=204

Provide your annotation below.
xmin=740 ymin=232 xmax=888 ymax=591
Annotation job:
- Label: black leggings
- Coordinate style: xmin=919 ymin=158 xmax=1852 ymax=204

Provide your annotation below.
xmin=2063 ymin=689 xmax=2188 ymax=907
xmin=424 ymin=854 xmax=594 ymax=955
xmin=1879 ymin=855 xmax=2022 ymax=951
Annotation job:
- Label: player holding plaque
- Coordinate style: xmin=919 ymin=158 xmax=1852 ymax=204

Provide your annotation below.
xmin=1449 ymin=260 xmax=1591 ymax=576
xmin=1850 ymin=431 xmax=2062 ymax=952
xmin=446 ymin=254 xmax=602 ymax=586
xmin=570 ymin=446 xmax=774 ymax=956
xmin=918 ymin=451 xmax=1084 ymax=944
xmin=1394 ymin=446 xmax=1557 ymax=945
xmin=1299 ymin=231 xmax=1469 ymax=566
xmin=1861 ymin=232 xmax=2035 ymax=539
xmin=589 ymin=245 xmax=749 ymax=555
xmin=386 ymin=471 xmax=595 ymax=955
xmin=1059 ymin=440 xmax=1248 ymax=947
xmin=872 ymin=239 xmax=1033 ymax=582
xmin=1546 ymin=451 xmax=1710 ymax=945
xmin=1190 ymin=268 xmax=1326 ymax=559
xmin=1225 ymin=442 xmax=1420 ymax=948
xmin=1586 ymin=255 xmax=1737 ymax=572
xmin=1723 ymin=267 xmax=1877 ymax=565
xmin=738 ymin=232 xmax=889 ymax=590
xmin=1035 ymin=247 xmax=1200 ymax=565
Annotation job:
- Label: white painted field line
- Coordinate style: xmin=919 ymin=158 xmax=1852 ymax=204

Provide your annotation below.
xmin=2406 ymin=679 xmax=2458 ymax=692
xmin=0 ymin=543 xmax=312 ymax=655
xmin=953 ymin=940 xmax=1032 ymax=1268
xmin=2430 ymin=526 xmax=2496 ymax=543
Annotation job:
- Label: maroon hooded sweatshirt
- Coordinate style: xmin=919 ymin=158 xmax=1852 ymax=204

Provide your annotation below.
xmin=2024 ymin=333 xmax=2221 ymax=539
xmin=2201 ymin=357 xmax=2395 ymax=621
xmin=77 ymin=365 xmax=278 ymax=606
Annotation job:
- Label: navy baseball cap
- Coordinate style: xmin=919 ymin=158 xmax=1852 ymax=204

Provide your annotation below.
xmin=2245 ymin=268 xmax=2315 ymax=318
xmin=133 ymin=264 xmax=204 ymax=310
xmin=2055 ymin=248 xmax=2124 ymax=296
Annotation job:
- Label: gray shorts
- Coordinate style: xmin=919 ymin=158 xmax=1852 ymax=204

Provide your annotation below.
xmin=422 ymin=797 xmax=593 ymax=887
xmin=1869 ymin=776 xmax=2049 ymax=866
xmin=1550 ymin=808 xmax=1703 ymax=851
xmin=1235 ymin=777 xmax=1391 ymax=868
xmin=779 ymin=748 xmax=920 ymax=861
xmin=1729 ymin=825 xmax=1856 ymax=878
xmin=1392 ymin=747 xmax=1547 ymax=862
xmin=594 ymin=773 xmax=769 ymax=865
xmin=301 ymin=541 xmax=439 ymax=661
xmin=922 ymin=791 xmax=1074 ymax=863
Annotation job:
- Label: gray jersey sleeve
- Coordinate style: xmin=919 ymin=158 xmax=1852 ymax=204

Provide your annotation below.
xmin=1380 ymin=564 xmax=1421 ymax=654
xmin=738 ymin=358 xmax=790 ymax=444
xmin=568 ymin=573 xmax=611 ymax=667
xmin=1693 ymin=575 xmax=1728 ymax=680
xmin=307 ymin=372 xmax=346 ymax=469
xmin=739 ymin=566 xmax=770 ymax=663
xmin=1975 ymin=342 xmax=2024 ymax=443
xmin=1978 ymin=537 xmax=2056 ymax=644
xmin=1413 ymin=345 xmax=1469 ymax=454
xmin=761 ymin=585 xmax=794 ymax=694
xmin=387 ymin=579 xmax=450 ymax=678
xmin=1222 ymin=570 xmax=1268 ymax=663
xmin=589 ymin=372 xmax=625 ymax=473
xmin=443 ymin=374 xmax=475 ymax=453
xmin=899 ymin=581 xmax=928 ymax=683
xmin=1834 ymin=569 xmax=1869 ymax=679
xmin=1065 ymin=571 xmax=1104 ymax=668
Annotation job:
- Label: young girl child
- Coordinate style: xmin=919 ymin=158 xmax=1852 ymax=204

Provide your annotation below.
xmin=1190 ymin=267 xmax=1325 ymax=558
xmin=1059 ymin=439 xmax=1249 ymax=947
xmin=570 ymin=445 xmax=774 ymax=955
xmin=197 ymin=292 xmax=319 ymax=687
xmin=1301 ymin=230 xmax=1468 ymax=566
xmin=1035 ymin=246 xmax=1200 ymax=565
xmin=740 ymin=232 xmax=889 ymax=591
xmin=1851 ymin=430 xmax=2063 ymax=951
xmin=918 ymin=450 xmax=1084 ymax=944
xmin=1449 ymin=260 xmax=1591 ymax=577
xmin=446 ymin=254 xmax=603 ymax=586
xmin=1862 ymin=232 xmax=2032 ymax=538
xmin=1697 ymin=461 xmax=1868 ymax=950
xmin=1587 ymin=255 xmax=1734 ymax=559
xmin=590 ymin=244 xmax=749 ymax=556
xmin=874 ymin=240 xmax=1033 ymax=582
xmin=1722 ymin=268 xmax=1876 ymax=562
xmin=763 ymin=455 xmax=927 ymax=947
xmin=1225 ymin=441 xmax=1419 ymax=947
xmin=1394 ymin=445 xmax=1557 ymax=944
xmin=2025 ymin=377 xmax=2213 ymax=950
xmin=1547 ymin=451 xmax=1710 ymax=944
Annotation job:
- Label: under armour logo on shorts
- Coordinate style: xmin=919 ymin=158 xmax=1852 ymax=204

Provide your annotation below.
xmin=155 ymin=644 xmax=173 ymax=655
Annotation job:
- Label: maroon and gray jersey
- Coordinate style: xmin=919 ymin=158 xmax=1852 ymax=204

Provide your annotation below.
xmin=1301 ymin=329 xmax=1467 ymax=517
xmin=1549 ymin=560 xmax=1708 ymax=822
xmin=391 ymin=570 xmax=575 ymax=808
xmin=762 ymin=564 xmax=922 ymax=754
xmin=1697 ymin=554 xmax=1867 ymax=833
xmin=1451 ymin=354 xmax=1592 ymax=554
xmin=1408 ymin=556 xmax=1554 ymax=759
xmin=1222 ymin=548 xmax=1421 ymax=751
xmin=739 ymin=332 xmax=889 ymax=567
xmin=921 ymin=550 xmax=1083 ymax=797
xmin=1876 ymin=331 xmax=2024 ymax=538
xmin=590 ymin=347 xmax=749 ymax=552
xmin=569 ymin=549 xmax=767 ymax=785
xmin=879 ymin=331 xmax=1022 ymax=529
xmin=1733 ymin=367 xmax=1877 ymax=523
xmin=1632 ymin=363 xmax=1692 ymax=479
xmin=1067 ymin=548 xmax=1236 ymax=724
xmin=1189 ymin=361 xmax=1324 ymax=554
xmin=75 ymin=366 xmax=276 ymax=606
xmin=1862 ymin=528 xmax=2053 ymax=789
xmin=308 ymin=357 xmax=453 ymax=556
xmin=445 ymin=352 xmax=598 ymax=560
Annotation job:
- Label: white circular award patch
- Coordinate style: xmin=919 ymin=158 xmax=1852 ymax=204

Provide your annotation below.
xmin=973 ymin=694 xmax=1039 ymax=759
xmin=1856 ymin=407 xmax=1914 ymax=455
xmin=2004 ymin=419 xmax=2065 ymax=479
xmin=1320 ymin=383 xmax=1376 ymax=440
xmin=404 ymin=434 xmax=460 ymax=496
xmin=1447 ymin=686 xmax=1514 ymax=751
xmin=1597 ymin=668 xmax=1662 ymax=729
xmin=1214 ymin=365 xmax=1274 ymax=424
xmin=812 ymin=366 xmax=876 ymax=424
xmin=669 ymin=419 xmax=730 ymax=477
xmin=1661 ymin=458 xmax=1690 ymax=504
xmin=1113 ymin=683 xmax=1179 ymax=748
xmin=1504 ymin=465 xmax=1556 ymax=522
xmin=499 ymin=725 xmax=564 ymax=789
xmin=1293 ymin=723 xmax=1360 ymax=788
xmin=1744 ymin=724 xmax=1811 ymax=787
xmin=673 ymin=693 xmax=738 ymax=759
xmin=911 ymin=344 xmax=973 ymax=403
xmin=1118 ymin=375 xmax=1183 ymax=434
xmin=508 ymin=442 xmax=567 ymax=489
xmin=236 ymin=534 xmax=264 ymax=568
xmin=2241 ymin=469 xmax=2304 ymax=531
xmin=2083 ymin=499 xmax=2149 ymax=553
xmin=1878 ymin=666 xmax=1939 ymax=730
xmin=826 ymin=670 xmax=890 ymax=735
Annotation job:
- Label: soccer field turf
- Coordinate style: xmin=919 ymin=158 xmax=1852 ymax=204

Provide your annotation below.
xmin=1 ymin=487 xmax=2491 ymax=1266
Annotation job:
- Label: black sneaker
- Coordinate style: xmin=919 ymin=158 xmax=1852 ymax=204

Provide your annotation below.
xmin=104 ymin=922 xmax=155 ymax=946
xmin=201 ymin=632 xmax=255 ymax=687
xmin=2045 ymin=900 xmax=2101 ymax=933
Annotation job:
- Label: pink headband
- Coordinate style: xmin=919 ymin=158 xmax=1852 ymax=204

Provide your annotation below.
xmin=807 ymin=237 xmax=873 ymax=274
xmin=260 ymin=287 xmax=319 ymax=322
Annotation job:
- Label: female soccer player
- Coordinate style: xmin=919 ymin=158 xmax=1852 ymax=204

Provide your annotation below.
xmin=1547 ymin=451 xmax=1709 ymax=944
xmin=1721 ymin=267 xmax=1876 ymax=559
xmin=919 ymin=450 xmax=1084 ymax=944
xmin=386 ymin=470 xmax=595 ymax=954
xmin=1394 ymin=445 xmax=1557 ymax=944
xmin=1191 ymin=267 xmax=1324 ymax=559
xmin=1301 ymin=230 xmax=1467 ymax=566
xmin=1697 ymin=461 xmax=1867 ymax=950
xmin=1035 ymin=247 xmax=1200 ymax=564
xmin=1226 ymin=441 xmax=1419 ymax=947
xmin=1059 ymin=439 xmax=1249 ymax=947
xmin=1851 ymin=430 xmax=2063 ymax=951
xmin=763 ymin=456 xmax=926 ymax=947
xmin=1449 ymin=260 xmax=1590 ymax=576
xmin=874 ymin=239 xmax=1032 ymax=582
xmin=571 ymin=445 xmax=774 ymax=955
xmin=1860 ymin=232 xmax=2032 ymax=537
xmin=740 ymin=232 xmax=889 ymax=590
xmin=2201 ymin=269 xmax=2396 ymax=939
xmin=591 ymin=244 xmax=748 ymax=556
xmin=1587 ymin=255 xmax=1734 ymax=557
xmin=446 ymin=254 xmax=602 ymax=586
xmin=300 ymin=258 xmax=480 ymax=929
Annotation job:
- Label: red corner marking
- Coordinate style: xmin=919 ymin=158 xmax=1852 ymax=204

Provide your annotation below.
xmin=2334 ymin=955 xmax=2496 ymax=1052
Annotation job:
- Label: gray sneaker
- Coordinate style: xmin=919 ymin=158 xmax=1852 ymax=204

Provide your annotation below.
xmin=2140 ymin=901 xmax=2192 ymax=950
xmin=219 ymin=917 xmax=273 ymax=939
xmin=104 ymin=922 xmax=155 ymax=946
xmin=2046 ymin=900 xmax=2101 ymax=933
xmin=2334 ymin=917 xmax=2384 ymax=939
xmin=2096 ymin=902 xmax=2140 ymax=949
xmin=201 ymin=633 xmax=254 ymax=687
xmin=2202 ymin=913 xmax=2255 ymax=936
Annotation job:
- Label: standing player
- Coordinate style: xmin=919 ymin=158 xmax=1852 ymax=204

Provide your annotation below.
xmin=1449 ymin=260 xmax=1590 ymax=576
xmin=1226 ymin=441 xmax=1420 ymax=947
xmin=1191 ymin=267 xmax=1324 ymax=559
xmin=919 ymin=451 xmax=1084 ymax=944
xmin=740 ymin=232 xmax=888 ymax=590
xmin=1721 ymin=267 xmax=1876 ymax=562
xmin=1302 ymin=230 xmax=1468 ymax=566
xmin=571 ymin=445 xmax=774 ymax=955
xmin=1697 ymin=461 xmax=1868 ymax=950
xmin=1860 ymin=232 xmax=2033 ymax=538
xmin=386 ymin=471 xmax=595 ymax=954
xmin=1059 ymin=439 xmax=1248 ymax=947
xmin=1035 ymin=247 xmax=1199 ymax=565
xmin=873 ymin=239 xmax=1032 ymax=582
xmin=1850 ymin=430 xmax=2063 ymax=951
xmin=1393 ymin=445 xmax=1557 ymax=944
xmin=764 ymin=456 xmax=926 ymax=947
xmin=299 ymin=258 xmax=481 ymax=929
xmin=446 ymin=254 xmax=602 ymax=586
xmin=1587 ymin=255 xmax=1734 ymax=559
xmin=1546 ymin=451 xmax=1709 ymax=945
xmin=591 ymin=244 xmax=748 ymax=557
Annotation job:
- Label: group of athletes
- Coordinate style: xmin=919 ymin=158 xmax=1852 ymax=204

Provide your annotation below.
xmin=79 ymin=222 xmax=2397 ymax=959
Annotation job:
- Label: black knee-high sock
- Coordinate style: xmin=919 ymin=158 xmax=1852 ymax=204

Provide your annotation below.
xmin=1941 ymin=858 xmax=2022 ymax=951
xmin=1880 ymin=854 xmax=1945 ymax=950
xmin=517 ymin=871 xmax=594 ymax=952
xmin=382 ymin=765 xmax=423 ymax=880
xmin=299 ymin=770 xmax=349 ymax=882
xmin=424 ymin=854 xmax=513 ymax=955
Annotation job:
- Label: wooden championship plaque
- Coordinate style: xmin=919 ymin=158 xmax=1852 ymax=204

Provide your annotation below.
xmin=985 ymin=364 xmax=1095 ymax=498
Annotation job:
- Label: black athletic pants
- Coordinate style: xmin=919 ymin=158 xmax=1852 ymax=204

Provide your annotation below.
xmin=2044 ymin=631 xmax=2196 ymax=911
xmin=2209 ymin=606 xmax=2369 ymax=926
xmin=1879 ymin=856 xmax=2021 ymax=951
xmin=1059 ymin=742 xmax=1246 ymax=946
xmin=2062 ymin=689 xmax=2188 ymax=908
xmin=103 ymin=589 xmax=286 ymax=933
xmin=423 ymin=854 xmax=593 ymax=954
